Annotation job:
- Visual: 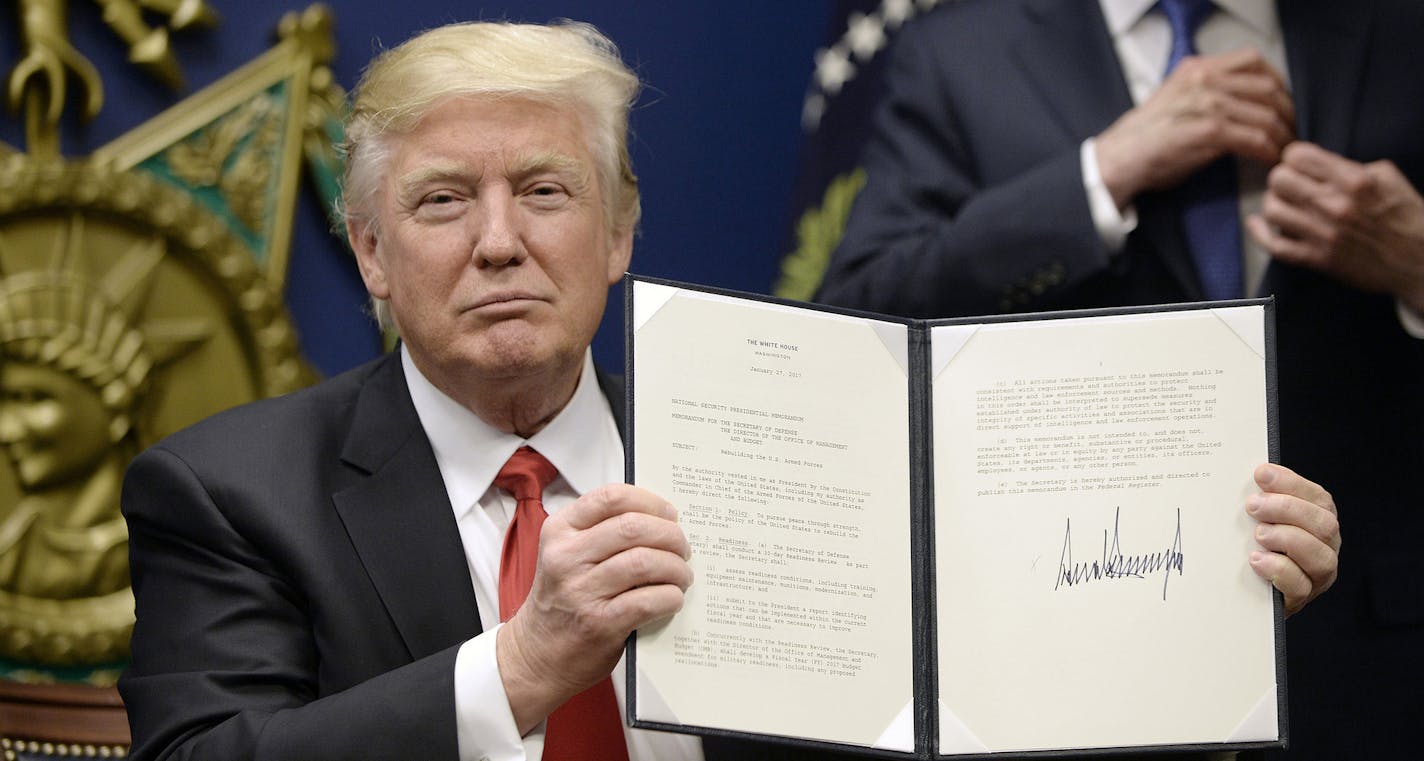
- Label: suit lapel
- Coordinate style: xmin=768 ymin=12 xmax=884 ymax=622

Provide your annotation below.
xmin=1279 ymin=0 xmax=1373 ymax=153
xmin=333 ymin=353 xmax=482 ymax=660
xmin=1010 ymin=0 xmax=1134 ymax=143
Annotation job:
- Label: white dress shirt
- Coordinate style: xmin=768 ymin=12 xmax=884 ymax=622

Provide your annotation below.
xmin=401 ymin=345 xmax=703 ymax=761
xmin=1083 ymin=0 xmax=1424 ymax=336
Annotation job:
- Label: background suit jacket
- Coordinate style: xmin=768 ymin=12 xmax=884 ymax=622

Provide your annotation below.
xmin=816 ymin=1 xmax=1424 ymax=758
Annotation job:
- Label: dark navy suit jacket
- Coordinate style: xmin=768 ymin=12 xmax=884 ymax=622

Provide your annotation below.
xmin=119 ymin=351 xmax=857 ymax=760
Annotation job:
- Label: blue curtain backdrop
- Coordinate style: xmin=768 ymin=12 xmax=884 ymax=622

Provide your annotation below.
xmin=0 ymin=1 xmax=836 ymax=376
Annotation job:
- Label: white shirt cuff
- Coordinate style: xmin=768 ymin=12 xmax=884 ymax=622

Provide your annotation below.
xmin=1397 ymin=299 xmax=1424 ymax=339
xmin=455 ymin=625 xmax=541 ymax=761
xmin=1081 ymin=138 xmax=1138 ymax=253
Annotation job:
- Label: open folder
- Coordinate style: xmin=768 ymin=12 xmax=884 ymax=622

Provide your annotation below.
xmin=624 ymin=275 xmax=1284 ymax=759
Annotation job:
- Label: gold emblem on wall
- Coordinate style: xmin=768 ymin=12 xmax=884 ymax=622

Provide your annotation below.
xmin=0 ymin=1 xmax=344 ymax=688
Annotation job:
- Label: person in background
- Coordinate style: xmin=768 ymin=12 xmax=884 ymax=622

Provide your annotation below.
xmin=817 ymin=1 xmax=1417 ymax=758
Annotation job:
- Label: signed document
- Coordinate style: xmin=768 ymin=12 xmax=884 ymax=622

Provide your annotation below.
xmin=626 ymin=276 xmax=1282 ymax=759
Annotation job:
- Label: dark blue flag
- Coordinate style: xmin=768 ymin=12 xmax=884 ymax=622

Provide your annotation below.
xmin=776 ymin=0 xmax=949 ymax=300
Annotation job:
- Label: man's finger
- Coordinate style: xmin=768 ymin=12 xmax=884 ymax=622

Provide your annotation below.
xmin=560 ymin=483 xmax=679 ymax=530
xmin=1253 ymin=521 xmax=1339 ymax=587
xmin=587 ymin=546 xmax=695 ymax=599
xmin=1254 ymin=463 xmax=1337 ymax=516
xmin=1248 ymin=550 xmax=1314 ymax=616
xmin=1279 ymin=141 xmax=1365 ymax=186
xmin=1214 ymin=69 xmax=1295 ymax=125
xmin=1265 ymin=160 xmax=1329 ymax=207
xmin=606 ymin=583 xmax=688 ymax=631
xmin=1246 ymin=214 xmax=1324 ymax=266
xmin=1215 ymin=46 xmax=1284 ymax=79
xmin=563 ymin=510 xmax=693 ymax=566
xmin=1258 ymin=190 xmax=1338 ymax=246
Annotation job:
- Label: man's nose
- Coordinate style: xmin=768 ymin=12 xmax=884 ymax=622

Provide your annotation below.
xmin=471 ymin=196 xmax=525 ymax=268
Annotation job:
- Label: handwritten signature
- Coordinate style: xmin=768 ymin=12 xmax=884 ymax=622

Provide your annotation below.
xmin=1055 ymin=507 xmax=1185 ymax=600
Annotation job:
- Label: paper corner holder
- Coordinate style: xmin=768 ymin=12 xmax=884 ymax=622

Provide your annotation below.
xmin=632 ymin=279 xmax=682 ymax=334
xmin=872 ymin=699 xmax=917 ymax=753
xmin=1209 ymin=304 xmax=1267 ymax=359
xmin=632 ymin=656 xmax=682 ymax=725
xmin=930 ymin=324 xmax=981 ymax=379
xmin=938 ymin=700 xmax=990 ymax=755
xmin=869 ymin=320 xmax=913 ymax=378
xmin=1223 ymin=684 xmax=1281 ymax=743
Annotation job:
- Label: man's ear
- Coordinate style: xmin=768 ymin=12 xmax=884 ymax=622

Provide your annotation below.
xmin=348 ymin=218 xmax=390 ymax=299
xmin=605 ymin=224 xmax=634 ymax=285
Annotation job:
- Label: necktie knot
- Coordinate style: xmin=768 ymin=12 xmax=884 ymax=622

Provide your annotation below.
xmin=1158 ymin=0 xmax=1217 ymax=71
xmin=494 ymin=446 xmax=557 ymax=504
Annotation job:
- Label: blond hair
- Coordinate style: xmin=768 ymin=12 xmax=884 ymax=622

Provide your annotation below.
xmin=340 ymin=20 xmax=641 ymax=241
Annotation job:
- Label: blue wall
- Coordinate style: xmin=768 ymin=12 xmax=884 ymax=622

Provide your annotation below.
xmin=0 ymin=1 xmax=835 ymax=375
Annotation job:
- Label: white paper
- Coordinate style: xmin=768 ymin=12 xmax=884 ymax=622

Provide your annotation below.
xmin=932 ymin=306 xmax=1276 ymax=753
xmin=631 ymin=281 xmax=914 ymax=748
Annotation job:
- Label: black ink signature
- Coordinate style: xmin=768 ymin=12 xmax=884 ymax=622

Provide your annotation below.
xmin=1055 ymin=508 xmax=1185 ymax=600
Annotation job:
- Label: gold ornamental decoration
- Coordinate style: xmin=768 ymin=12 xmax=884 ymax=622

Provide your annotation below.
xmin=0 ymin=2 xmax=345 ymax=681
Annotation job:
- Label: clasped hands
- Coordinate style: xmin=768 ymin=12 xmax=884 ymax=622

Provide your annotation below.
xmin=1096 ymin=48 xmax=1424 ymax=310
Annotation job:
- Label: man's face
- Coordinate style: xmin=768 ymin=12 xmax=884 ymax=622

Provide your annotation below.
xmin=351 ymin=95 xmax=631 ymax=403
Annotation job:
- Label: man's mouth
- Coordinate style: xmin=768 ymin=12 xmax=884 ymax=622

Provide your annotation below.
xmin=469 ymin=291 xmax=542 ymax=310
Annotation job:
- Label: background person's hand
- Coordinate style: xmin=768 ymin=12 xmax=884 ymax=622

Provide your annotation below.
xmin=1248 ymin=141 xmax=1424 ymax=314
xmin=1097 ymin=48 xmax=1295 ymax=208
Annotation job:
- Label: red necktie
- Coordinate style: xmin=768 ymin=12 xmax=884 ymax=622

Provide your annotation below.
xmin=495 ymin=447 xmax=630 ymax=761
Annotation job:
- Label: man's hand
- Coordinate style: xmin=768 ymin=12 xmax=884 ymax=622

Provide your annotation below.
xmin=1246 ymin=141 xmax=1424 ymax=313
xmin=1245 ymin=463 xmax=1340 ymax=617
xmin=497 ymin=484 xmax=692 ymax=733
xmin=1097 ymin=49 xmax=1295 ymax=208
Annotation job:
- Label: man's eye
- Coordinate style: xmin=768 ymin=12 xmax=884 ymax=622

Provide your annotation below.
xmin=425 ymin=192 xmax=457 ymax=205
xmin=529 ymin=184 xmax=566 ymax=197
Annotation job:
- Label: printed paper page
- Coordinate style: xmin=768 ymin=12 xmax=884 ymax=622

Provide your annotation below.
xmin=632 ymin=282 xmax=914 ymax=750
xmin=933 ymin=307 xmax=1275 ymax=754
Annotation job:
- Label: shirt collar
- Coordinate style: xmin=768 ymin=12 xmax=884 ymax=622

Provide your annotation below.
xmin=524 ymin=353 xmax=620 ymax=499
xmin=401 ymin=345 xmax=616 ymax=519
xmin=1102 ymin=0 xmax=1159 ymax=36
xmin=1101 ymin=0 xmax=1277 ymax=40
xmin=1213 ymin=0 xmax=1277 ymax=41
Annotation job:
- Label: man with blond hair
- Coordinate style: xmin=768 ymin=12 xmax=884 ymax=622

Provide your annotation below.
xmin=122 ymin=20 xmax=724 ymax=761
